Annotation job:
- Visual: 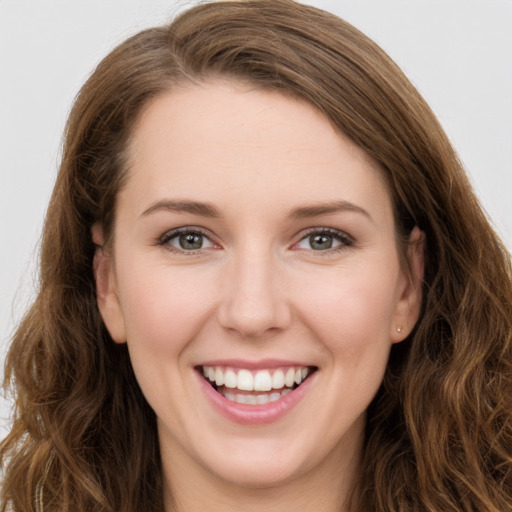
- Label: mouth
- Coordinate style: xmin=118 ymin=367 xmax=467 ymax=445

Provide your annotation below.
xmin=197 ymin=365 xmax=317 ymax=405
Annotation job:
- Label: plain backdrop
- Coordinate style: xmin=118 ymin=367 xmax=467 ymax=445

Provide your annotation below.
xmin=1 ymin=0 xmax=511 ymax=435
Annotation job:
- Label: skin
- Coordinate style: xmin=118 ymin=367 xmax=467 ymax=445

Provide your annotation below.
xmin=93 ymin=81 xmax=424 ymax=512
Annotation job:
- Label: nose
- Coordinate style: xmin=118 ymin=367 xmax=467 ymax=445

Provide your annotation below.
xmin=217 ymin=248 xmax=291 ymax=339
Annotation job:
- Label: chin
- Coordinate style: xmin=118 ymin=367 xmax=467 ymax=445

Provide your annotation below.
xmin=208 ymin=456 xmax=309 ymax=490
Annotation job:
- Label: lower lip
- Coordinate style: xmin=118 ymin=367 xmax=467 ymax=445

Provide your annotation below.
xmin=197 ymin=371 xmax=315 ymax=426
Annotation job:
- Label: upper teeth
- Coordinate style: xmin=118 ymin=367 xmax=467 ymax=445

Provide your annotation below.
xmin=202 ymin=366 xmax=310 ymax=392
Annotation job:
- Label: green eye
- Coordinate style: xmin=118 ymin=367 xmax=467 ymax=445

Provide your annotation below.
xmin=161 ymin=229 xmax=216 ymax=252
xmin=178 ymin=232 xmax=204 ymax=250
xmin=309 ymin=233 xmax=335 ymax=250
xmin=295 ymin=229 xmax=352 ymax=252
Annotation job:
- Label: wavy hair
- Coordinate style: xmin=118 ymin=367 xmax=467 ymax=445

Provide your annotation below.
xmin=2 ymin=1 xmax=511 ymax=510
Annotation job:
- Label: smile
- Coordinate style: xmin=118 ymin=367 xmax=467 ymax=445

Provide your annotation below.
xmin=200 ymin=365 xmax=315 ymax=405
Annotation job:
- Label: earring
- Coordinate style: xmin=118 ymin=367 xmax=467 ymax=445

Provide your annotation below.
xmin=396 ymin=325 xmax=403 ymax=333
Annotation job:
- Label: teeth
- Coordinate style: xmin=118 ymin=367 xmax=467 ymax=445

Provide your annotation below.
xmin=253 ymin=371 xmax=272 ymax=391
xmin=221 ymin=387 xmax=293 ymax=404
xmin=256 ymin=394 xmax=269 ymax=405
xmin=215 ymin=367 xmax=224 ymax=386
xmin=285 ymin=368 xmax=295 ymax=387
xmin=272 ymin=370 xmax=285 ymax=389
xmin=237 ymin=369 xmax=253 ymax=391
xmin=202 ymin=365 xmax=311 ymax=393
xmin=224 ymin=369 xmax=237 ymax=389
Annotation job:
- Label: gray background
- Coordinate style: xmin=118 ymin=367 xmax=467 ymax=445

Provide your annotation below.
xmin=1 ymin=0 xmax=511 ymax=435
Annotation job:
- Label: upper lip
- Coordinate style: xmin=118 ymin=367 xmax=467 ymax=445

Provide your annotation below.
xmin=196 ymin=358 xmax=314 ymax=370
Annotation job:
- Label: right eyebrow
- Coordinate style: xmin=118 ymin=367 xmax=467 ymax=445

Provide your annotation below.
xmin=140 ymin=199 xmax=222 ymax=218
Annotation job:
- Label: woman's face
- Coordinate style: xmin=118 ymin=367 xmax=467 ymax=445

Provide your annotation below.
xmin=95 ymin=81 xmax=422 ymax=491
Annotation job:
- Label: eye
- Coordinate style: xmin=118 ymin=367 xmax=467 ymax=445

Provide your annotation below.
xmin=160 ymin=228 xmax=217 ymax=253
xmin=294 ymin=229 xmax=352 ymax=251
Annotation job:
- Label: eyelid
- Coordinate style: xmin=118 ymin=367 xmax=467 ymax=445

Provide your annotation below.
xmin=157 ymin=225 xmax=353 ymax=254
xmin=292 ymin=227 xmax=354 ymax=251
xmin=159 ymin=226 xmax=220 ymax=253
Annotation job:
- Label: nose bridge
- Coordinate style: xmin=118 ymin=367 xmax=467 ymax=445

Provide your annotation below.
xmin=218 ymin=240 xmax=290 ymax=338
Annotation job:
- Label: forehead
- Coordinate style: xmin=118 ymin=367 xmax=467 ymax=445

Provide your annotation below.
xmin=122 ymin=80 xmax=393 ymax=224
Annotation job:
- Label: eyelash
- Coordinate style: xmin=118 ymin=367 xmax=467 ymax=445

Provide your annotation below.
xmin=293 ymin=227 xmax=354 ymax=254
xmin=158 ymin=227 xmax=354 ymax=255
xmin=158 ymin=227 xmax=217 ymax=255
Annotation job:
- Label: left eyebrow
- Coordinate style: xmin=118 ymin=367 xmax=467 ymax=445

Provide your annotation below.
xmin=288 ymin=200 xmax=372 ymax=222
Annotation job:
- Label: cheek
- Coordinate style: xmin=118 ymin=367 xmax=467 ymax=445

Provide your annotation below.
xmin=116 ymin=260 xmax=217 ymax=357
xmin=294 ymin=263 xmax=401 ymax=356
xmin=114 ymin=261 xmax=220 ymax=417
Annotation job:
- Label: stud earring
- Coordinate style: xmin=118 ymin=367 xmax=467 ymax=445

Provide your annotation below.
xmin=396 ymin=325 xmax=403 ymax=332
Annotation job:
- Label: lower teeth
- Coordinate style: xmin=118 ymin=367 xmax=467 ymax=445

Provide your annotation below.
xmin=222 ymin=388 xmax=292 ymax=405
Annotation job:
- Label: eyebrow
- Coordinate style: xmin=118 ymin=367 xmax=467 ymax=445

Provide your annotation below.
xmin=140 ymin=198 xmax=371 ymax=222
xmin=288 ymin=200 xmax=372 ymax=221
xmin=141 ymin=200 xmax=221 ymax=218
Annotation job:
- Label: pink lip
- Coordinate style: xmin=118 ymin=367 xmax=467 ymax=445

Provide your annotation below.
xmin=196 ymin=368 xmax=316 ymax=426
xmin=198 ymin=358 xmax=310 ymax=370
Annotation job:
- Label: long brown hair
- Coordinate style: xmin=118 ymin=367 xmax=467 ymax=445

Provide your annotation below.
xmin=2 ymin=1 xmax=511 ymax=510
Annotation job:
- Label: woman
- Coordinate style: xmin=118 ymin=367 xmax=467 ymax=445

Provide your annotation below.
xmin=1 ymin=1 xmax=511 ymax=510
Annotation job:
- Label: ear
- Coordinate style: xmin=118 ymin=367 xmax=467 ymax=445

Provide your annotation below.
xmin=391 ymin=226 xmax=425 ymax=343
xmin=92 ymin=223 xmax=126 ymax=344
